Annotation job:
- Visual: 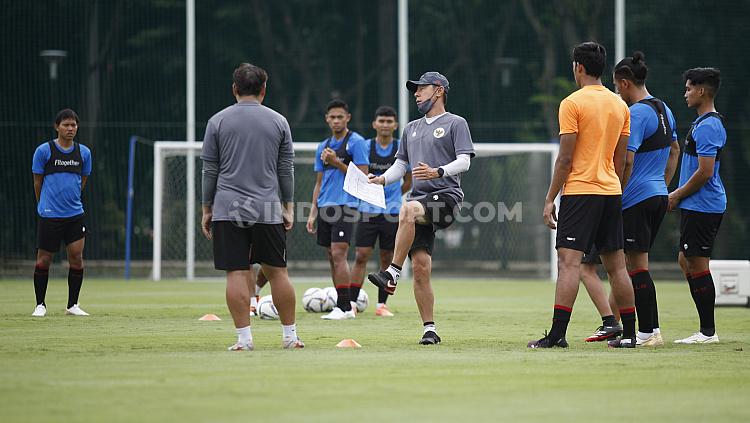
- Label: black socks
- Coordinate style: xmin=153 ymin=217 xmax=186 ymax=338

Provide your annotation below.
xmin=34 ymin=265 xmax=49 ymax=306
xmin=688 ymin=270 xmax=716 ymax=336
xmin=630 ymin=269 xmax=656 ymax=333
xmin=67 ymin=267 xmax=84 ymax=309
xmin=335 ymin=285 xmax=352 ymax=311
xmin=549 ymin=305 xmax=572 ymax=341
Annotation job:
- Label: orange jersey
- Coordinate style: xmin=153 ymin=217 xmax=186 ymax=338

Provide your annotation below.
xmin=558 ymin=85 xmax=630 ymax=195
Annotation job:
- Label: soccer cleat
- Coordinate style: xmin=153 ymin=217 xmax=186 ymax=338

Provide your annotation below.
xmin=527 ymin=332 xmax=569 ymax=349
xmin=228 ymin=342 xmax=254 ymax=351
xmin=375 ymin=304 xmax=394 ymax=317
xmin=282 ymin=337 xmax=305 ymax=349
xmin=674 ymin=332 xmax=719 ymax=344
xmin=584 ymin=324 xmax=623 ymax=342
xmin=608 ymin=337 xmax=636 ymax=348
xmin=321 ymin=307 xmax=355 ymax=320
xmin=636 ymin=332 xmax=664 ymax=347
xmin=65 ymin=304 xmax=90 ymax=316
xmin=419 ymin=331 xmax=441 ymax=345
xmin=32 ymin=304 xmax=47 ymax=317
xmin=368 ymin=271 xmax=397 ymax=295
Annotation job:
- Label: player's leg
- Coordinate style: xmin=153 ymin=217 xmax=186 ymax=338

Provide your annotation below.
xmin=627 ymin=250 xmax=660 ymax=345
xmin=213 ymin=221 xmax=253 ymax=350
xmin=674 ymin=210 xmax=722 ymax=344
xmin=580 ymin=260 xmax=621 ymax=342
xmin=351 ymin=214 xmax=378 ymax=305
xmin=375 ymin=248 xmax=395 ymax=316
xmin=248 ymin=266 xmax=259 ymax=316
xmin=64 ymin=237 xmax=88 ymax=315
xmin=412 ymin=248 xmax=439 ymax=345
xmin=32 ymin=217 xmax=63 ymax=316
xmin=368 ymin=201 xmax=426 ymax=294
xmin=328 ymin=242 xmax=354 ymax=313
xmin=600 ymin=249 xmax=636 ymax=348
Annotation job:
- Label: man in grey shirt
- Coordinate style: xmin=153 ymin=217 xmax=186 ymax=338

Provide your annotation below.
xmin=201 ymin=63 xmax=302 ymax=351
xmin=368 ymin=71 xmax=475 ymax=345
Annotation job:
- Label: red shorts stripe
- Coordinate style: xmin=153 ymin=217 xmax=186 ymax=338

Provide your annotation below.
xmin=691 ymin=270 xmax=711 ymax=279
xmin=628 ymin=268 xmax=648 ymax=277
xmin=554 ymin=304 xmax=573 ymax=312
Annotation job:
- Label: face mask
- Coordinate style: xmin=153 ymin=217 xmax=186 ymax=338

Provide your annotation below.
xmin=416 ymin=89 xmax=439 ymax=115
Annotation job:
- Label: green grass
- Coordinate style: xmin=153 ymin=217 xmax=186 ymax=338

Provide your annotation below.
xmin=1 ymin=278 xmax=749 ymax=423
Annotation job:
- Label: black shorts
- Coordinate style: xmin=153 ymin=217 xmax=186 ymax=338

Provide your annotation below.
xmin=556 ymin=195 xmax=623 ymax=254
xmin=212 ymin=221 xmax=287 ymax=270
xmin=408 ymin=194 xmax=459 ymax=257
xmin=316 ymin=206 xmax=357 ymax=247
xmin=355 ymin=213 xmax=399 ymax=250
xmin=37 ymin=214 xmax=87 ymax=253
xmin=679 ymin=209 xmax=723 ymax=257
xmin=581 ymin=245 xmax=601 ymax=264
xmin=623 ymin=195 xmax=668 ymax=253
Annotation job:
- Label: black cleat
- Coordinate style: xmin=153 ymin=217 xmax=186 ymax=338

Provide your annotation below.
xmin=368 ymin=271 xmax=397 ymax=295
xmin=527 ymin=332 xmax=569 ymax=349
xmin=584 ymin=324 xmax=623 ymax=342
xmin=607 ymin=337 xmax=636 ymax=348
xmin=419 ymin=331 xmax=441 ymax=345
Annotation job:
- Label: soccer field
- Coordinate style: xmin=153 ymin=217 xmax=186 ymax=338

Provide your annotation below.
xmin=1 ymin=278 xmax=748 ymax=423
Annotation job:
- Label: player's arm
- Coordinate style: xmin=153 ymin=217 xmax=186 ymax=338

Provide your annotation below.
xmin=371 ymin=159 xmax=408 ymax=186
xmin=81 ymin=176 xmax=88 ymax=192
xmin=622 ymin=151 xmax=635 ymax=189
xmin=668 ymin=156 xmax=714 ymax=212
xmin=307 ymin=172 xmax=322 ymax=234
xmin=543 ymin=133 xmax=576 ymax=229
xmin=401 ymin=171 xmax=412 ymax=194
xmin=201 ymin=159 xmax=219 ymax=240
xmin=614 ymin=135 xmax=630 ymax=188
xmin=278 ymin=120 xmax=295 ymax=231
xmin=664 ymin=141 xmax=680 ymax=186
xmin=33 ymin=174 xmax=43 ymax=203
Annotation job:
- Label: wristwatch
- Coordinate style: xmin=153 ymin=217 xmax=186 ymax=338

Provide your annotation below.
xmin=437 ymin=167 xmax=445 ymax=177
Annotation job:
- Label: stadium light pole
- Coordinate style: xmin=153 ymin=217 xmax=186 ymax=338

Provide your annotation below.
xmin=185 ymin=0 xmax=196 ymax=280
xmin=615 ymin=0 xmax=625 ymax=64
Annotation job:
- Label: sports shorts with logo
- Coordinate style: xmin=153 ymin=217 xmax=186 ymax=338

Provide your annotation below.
xmin=410 ymin=193 xmax=458 ymax=257
xmin=213 ymin=221 xmax=287 ymax=270
xmin=679 ymin=209 xmax=723 ymax=257
xmin=623 ymin=195 xmax=667 ymax=253
xmin=316 ymin=205 xmax=357 ymax=247
xmin=37 ymin=213 xmax=87 ymax=253
xmin=556 ymin=194 xmax=623 ymax=254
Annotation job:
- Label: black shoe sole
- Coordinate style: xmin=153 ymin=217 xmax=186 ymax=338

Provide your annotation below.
xmin=368 ymin=273 xmax=395 ymax=295
xmin=419 ymin=332 xmax=441 ymax=345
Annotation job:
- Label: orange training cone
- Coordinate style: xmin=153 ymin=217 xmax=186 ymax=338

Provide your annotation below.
xmin=336 ymin=339 xmax=362 ymax=348
xmin=199 ymin=314 xmax=221 ymax=321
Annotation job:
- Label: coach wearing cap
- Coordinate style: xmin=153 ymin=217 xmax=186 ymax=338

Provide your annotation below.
xmin=367 ymin=71 xmax=475 ymax=345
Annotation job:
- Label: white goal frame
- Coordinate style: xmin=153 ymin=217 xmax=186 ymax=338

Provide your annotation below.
xmin=152 ymin=141 xmax=559 ymax=281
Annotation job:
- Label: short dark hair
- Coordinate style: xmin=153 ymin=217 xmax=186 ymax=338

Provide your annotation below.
xmin=684 ymin=67 xmax=721 ymax=96
xmin=326 ymin=99 xmax=349 ymax=113
xmin=233 ymin=63 xmax=267 ymax=96
xmin=614 ymin=51 xmax=648 ymax=86
xmin=55 ymin=108 xmax=79 ymax=125
xmin=373 ymin=105 xmax=397 ymax=120
xmin=572 ymin=42 xmax=607 ymax=78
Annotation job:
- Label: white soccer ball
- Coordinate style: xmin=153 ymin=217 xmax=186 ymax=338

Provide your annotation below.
xmin=302 ymin=287 xmax=327 ymax=313
xmin=258 ymin=295 xmax=279 ymax=320
xmin=322 ymin=287 xmax=337 ymax=312
xmin=356 ymin=289 xmax=369 ymax=313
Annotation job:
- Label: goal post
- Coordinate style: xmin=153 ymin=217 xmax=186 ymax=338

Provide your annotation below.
xmin=151 ymin=141 xmax=559 ymax=281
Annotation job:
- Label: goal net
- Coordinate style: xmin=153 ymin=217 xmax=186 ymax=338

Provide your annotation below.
xmin=152 ymin=141 xmax=559 ymax=280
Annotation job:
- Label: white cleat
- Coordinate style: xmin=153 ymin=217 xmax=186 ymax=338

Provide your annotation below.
xmin=674 ymin=332 xmax=719 ymax=344
xmin=32 ymin=304 xmax=47 ymax=317
xmin=282 ymin=337 xmax=305 ymax=349
xmin=636 ymin=332 xmax=664 ymax=347
xmin=65 ymin=304 xmax=90 ymax=316
xmin=228 ymin=342 xmax=254 ymax=351
xmin=321 ymin=307 xmax=356 ymax=320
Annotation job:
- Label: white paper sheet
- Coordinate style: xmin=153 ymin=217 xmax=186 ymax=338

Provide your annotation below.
xmin=343 ymin=162 xmax=386 ymax=209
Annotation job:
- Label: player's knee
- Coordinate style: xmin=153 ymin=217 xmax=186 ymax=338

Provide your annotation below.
xmin=330 ymin=245 xmax=348 ymax=262
xmin=68 ymin=254 xmax=84 ymax=268
xmin=35 ymin=256 xmax=52 ymax=269
xmin=399 ymin=202 xmax=420 ymax=223
xmin=354 ymin=251 xmax=370 ymax=266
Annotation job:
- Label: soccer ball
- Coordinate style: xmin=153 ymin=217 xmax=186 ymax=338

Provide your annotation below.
xmin=258 ymin=295 xmax=279 ymax=320
xmin=302 ymin=288 xmax=327 ymax=313
xmin=356 ymin=289 xmax=369 ymax=313
xmin=322 ymin=287 xmax=337 ymax=312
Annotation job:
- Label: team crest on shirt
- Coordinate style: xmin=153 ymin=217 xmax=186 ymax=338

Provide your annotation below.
xmin=433 ymin=127 xmax=446 ymax=138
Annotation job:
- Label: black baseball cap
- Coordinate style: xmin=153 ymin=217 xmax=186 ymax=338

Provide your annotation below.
xmin=406 ymin=71 xmax=450 ymax=92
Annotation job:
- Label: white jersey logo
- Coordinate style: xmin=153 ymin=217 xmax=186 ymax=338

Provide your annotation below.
xmin=433 ymin=127 xmax=446 ymax=138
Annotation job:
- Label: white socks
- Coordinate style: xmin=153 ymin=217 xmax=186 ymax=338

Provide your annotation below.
xmin=653 ymin=327 xmax=661 ymax=334
xmin=386 ymin=265 xmax=401 ymax=282
xmin=236 ymin=326 xmax=252 ymax=345
xmin=423 ymin=323 xmax=436 ymax=334
xmin=282 ymin=324 xmax=297 ymax=340
xmin=255 ymin=284 xmax=262 ymax=296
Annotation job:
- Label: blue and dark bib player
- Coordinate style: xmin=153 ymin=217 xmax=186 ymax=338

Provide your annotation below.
xmin=668 ymin=67 xmax=726 ymax=344
xmin=31 ymin=109 xmax=92 ymax=317
xmin=306 ymin=99 xmax=369 ymax=320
